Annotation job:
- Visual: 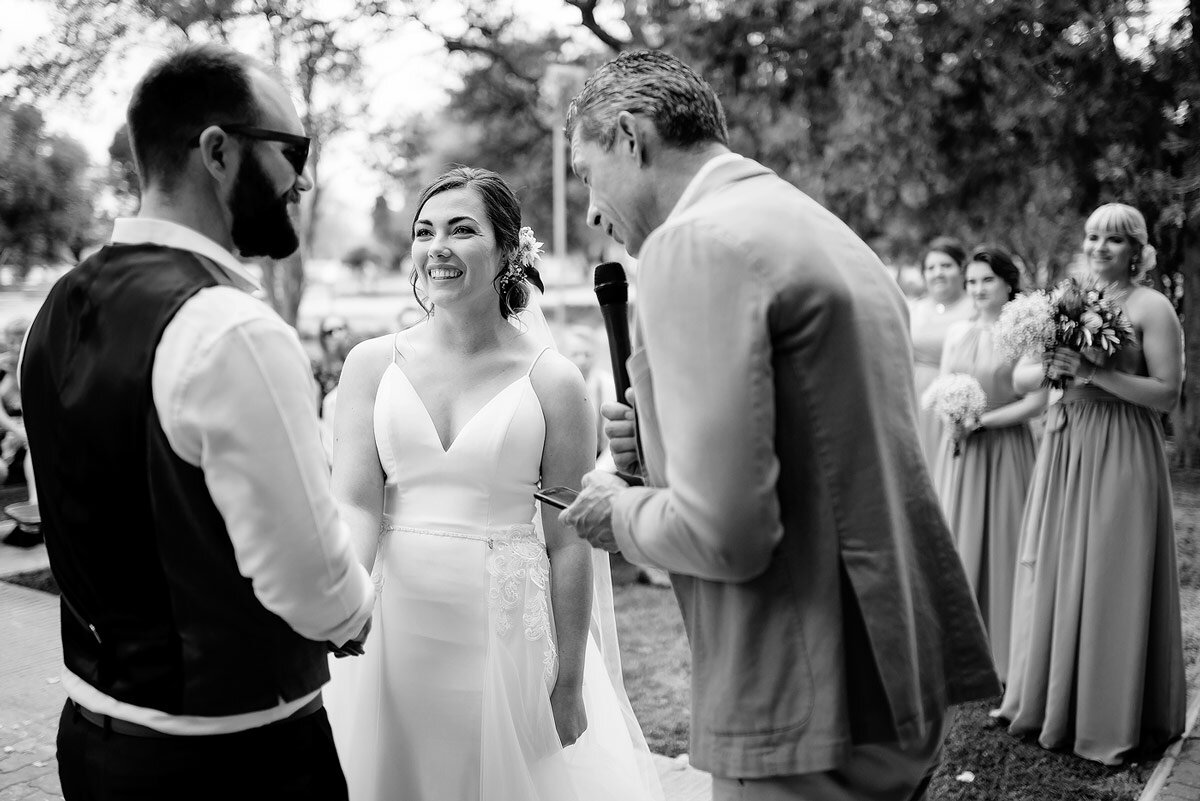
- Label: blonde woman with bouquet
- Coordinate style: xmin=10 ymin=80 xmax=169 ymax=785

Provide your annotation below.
xmin=932 ymin=247 xmax=1047 ymax=684
xmin=996 ymin=203 xmax=1185 ymax=765
xmin=910 ymin=236 xmax=975 ymax=462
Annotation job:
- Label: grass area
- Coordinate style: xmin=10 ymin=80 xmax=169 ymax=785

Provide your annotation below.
xmin=612 ymin=463 xmax=1200 ymax=799
xmin=614 ymin=582 xmax=691 ymax=757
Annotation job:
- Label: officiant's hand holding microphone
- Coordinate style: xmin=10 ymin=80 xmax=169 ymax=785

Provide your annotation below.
xmin=562 ymin=263 xmax=643 ymax=551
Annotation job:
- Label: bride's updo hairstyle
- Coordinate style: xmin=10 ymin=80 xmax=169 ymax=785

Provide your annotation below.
xmin=1085 ymin=203 xmax=1157 ymax=277
xmin=411 ymin=166 xmax=544 ymax=319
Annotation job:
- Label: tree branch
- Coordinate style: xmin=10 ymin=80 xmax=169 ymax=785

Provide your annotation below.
xmin=563 ymin=0 xmax=629 ymax=52
xmin=408 ymin=15 xmax=538 ymax=87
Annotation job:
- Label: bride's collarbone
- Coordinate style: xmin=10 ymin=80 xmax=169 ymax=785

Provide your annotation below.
xmin=402 ymin=350 xmax=537 ymax=410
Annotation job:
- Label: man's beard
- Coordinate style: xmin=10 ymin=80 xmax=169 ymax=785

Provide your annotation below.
xmin=230 ymin=152 xmax=300 ymax=259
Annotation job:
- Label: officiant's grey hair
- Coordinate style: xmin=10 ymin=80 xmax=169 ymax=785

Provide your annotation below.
xmin=565 ymin=50 xmax=729 ymax=150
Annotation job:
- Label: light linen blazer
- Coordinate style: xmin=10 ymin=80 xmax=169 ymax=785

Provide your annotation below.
xmin=611 ymin=157 xmax=999 ymax=778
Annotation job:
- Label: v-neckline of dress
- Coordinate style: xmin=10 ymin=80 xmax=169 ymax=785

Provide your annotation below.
xmin=388 ymin=363 xmax=528 ymax=454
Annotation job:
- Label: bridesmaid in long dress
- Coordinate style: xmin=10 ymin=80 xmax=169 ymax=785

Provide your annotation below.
xmin=911 ymin=236 xmax=975 ymax=462
xmin=997 ymin=203 xmax=1186 ymax=765
xmin=933 ymin=247 xmax=1047 ymax=684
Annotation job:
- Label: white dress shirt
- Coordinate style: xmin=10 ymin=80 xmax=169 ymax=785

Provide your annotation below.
xmin=60 ymin=218 xmax=374 ymax=735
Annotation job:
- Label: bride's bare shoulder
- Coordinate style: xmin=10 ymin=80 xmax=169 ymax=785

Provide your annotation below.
xmin=527 ymin=349 xmax=587 ymax=406
xmin=341 ymin=333 xmax=399 ymax=388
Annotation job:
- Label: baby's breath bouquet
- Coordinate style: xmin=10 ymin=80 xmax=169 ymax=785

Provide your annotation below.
xmin=993 ymin=292 xmax=1056 ymax=364
xmin=921 ymin=373 xmax=987 ymax=456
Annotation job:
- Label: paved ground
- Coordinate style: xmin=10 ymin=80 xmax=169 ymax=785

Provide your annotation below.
xmin=0 ymin=579 xmax=64 ymax=800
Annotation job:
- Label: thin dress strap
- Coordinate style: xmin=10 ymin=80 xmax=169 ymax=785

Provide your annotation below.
xmin=526 ymin=346 xmax=553 ymax=377
xmin=391 ymin=332 xmax=403 ymax=366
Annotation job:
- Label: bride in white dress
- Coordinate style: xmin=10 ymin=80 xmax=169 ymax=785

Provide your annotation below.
xmin=323 ymin=167 xmax=663 ymax=801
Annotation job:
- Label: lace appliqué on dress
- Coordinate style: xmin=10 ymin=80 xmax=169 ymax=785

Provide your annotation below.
xmin=487 ymin=530 xmax=558 ymax=684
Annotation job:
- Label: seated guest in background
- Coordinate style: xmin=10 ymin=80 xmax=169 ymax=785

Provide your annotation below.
xmin=313 ymin=314 xmax=351 ymax=419
xmin=911 ymin=236 xmax=974 ymax=462
xmin=0 ymin=318 xmax=30 ymax=490
xmin=932 ymin=247 xmax=1046 ymax=684
xmin=997 ymin=203 xmax=1185 ymax=765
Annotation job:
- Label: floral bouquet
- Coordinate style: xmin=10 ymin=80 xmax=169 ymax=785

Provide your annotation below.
xmin=993 ymin=275 xmax=1135 ymax=389
xmin=921 ymin=373 xmax=987 ymax=456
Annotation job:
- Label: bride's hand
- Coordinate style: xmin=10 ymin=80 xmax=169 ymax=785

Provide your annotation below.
xmin=550 ymin=683 xmax=587 ymax=747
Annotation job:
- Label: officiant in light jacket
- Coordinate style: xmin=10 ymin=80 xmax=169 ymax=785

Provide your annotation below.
xmin=561 ymin=50 xmax=999 ymax=801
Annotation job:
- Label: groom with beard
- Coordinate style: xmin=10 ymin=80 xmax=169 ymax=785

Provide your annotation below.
xmin=20 ymin=45 xmax=374 ymax=800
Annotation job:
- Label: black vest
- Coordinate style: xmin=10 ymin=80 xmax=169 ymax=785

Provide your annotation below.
xmin=21 ymin=244 xmax=329 ymax=716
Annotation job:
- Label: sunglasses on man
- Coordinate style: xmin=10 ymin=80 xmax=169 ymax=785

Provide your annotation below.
xmin=188 ymin=124 xmax=310 ymax=175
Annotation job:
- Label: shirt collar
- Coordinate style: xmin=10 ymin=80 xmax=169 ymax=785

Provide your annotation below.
xmin=110 ymin=218 xmax=263 ymax=293
xmin=666 ymin=152 xmax=745 ymax=222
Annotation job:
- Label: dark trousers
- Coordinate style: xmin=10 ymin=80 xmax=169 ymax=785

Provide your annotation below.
xmin=57 ymin=701 xmax=349 ymax=801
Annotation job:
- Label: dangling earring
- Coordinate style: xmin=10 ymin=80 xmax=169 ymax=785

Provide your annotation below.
xmin=1129 ymin=254 xmax=1139 ymax=275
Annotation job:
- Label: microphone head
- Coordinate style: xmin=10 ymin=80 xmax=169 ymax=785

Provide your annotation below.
xmin=593 ymin=262 xmax=628 ymax=305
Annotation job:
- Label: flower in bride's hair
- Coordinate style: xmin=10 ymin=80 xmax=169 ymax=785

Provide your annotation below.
xmin=505 ymin=226 xmax=544 ymax=282
xmin=517 ymin=226 xmax=543 ymax=271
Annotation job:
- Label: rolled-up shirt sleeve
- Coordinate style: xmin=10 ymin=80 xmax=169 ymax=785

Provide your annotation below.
xmin=154 ymin=287 xmax=373 ymax=646
xmin=610 ymin=224 xmax=785 ymax=582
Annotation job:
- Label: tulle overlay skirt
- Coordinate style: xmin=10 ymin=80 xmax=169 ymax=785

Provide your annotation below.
xmin=324 ymin=523 xmax=663 ymax=801
xmin=997 ymin=391 xmax=1186 ymax=764
xmin=934 ymin=423 xmax=1036 ymax=684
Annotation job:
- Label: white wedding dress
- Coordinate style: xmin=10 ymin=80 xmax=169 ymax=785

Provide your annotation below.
xmin=325 ymin=338 xmax=664 ymax=801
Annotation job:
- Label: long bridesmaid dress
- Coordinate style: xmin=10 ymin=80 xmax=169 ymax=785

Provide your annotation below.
xmin=933 ymin=321 xmax=1038 ymax=684
xmin=997 ymin=335 xmax=1186 ymax=765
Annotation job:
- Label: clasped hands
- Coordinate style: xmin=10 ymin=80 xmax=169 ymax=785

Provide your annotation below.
xmin=560 ymin=396 xmax=640 ymax=553
xmin=328 ymin=616 xmax=372 ymax=659
xmin=1044 ymin=346 xmax=1101 ymax=384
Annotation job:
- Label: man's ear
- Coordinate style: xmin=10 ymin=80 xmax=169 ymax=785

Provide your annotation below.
xmin=614 ymin=111 xmax=653 ymax=167
xmin=197 ymin=125 xmax=236 ymax=184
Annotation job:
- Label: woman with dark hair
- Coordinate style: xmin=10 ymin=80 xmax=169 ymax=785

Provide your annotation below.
xmin=932 ymin=246 xmax=1046 ymax=684
xmin=323 ymin=167 xmax=662 ymax=800
xmin=911 ymin=236 xmax=975 ymax=461
xmin=997 ymin=204 xmax=1185 ymax=764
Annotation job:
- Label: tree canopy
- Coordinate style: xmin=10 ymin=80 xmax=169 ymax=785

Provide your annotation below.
xmin=0 ymin=101 xmax=96 ymax=272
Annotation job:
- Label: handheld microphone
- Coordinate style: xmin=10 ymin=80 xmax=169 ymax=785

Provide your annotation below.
xmin=593 ymin=262 xmax=644 ymax=486
xmin=593 ymin=262 xmax=633 ymax=403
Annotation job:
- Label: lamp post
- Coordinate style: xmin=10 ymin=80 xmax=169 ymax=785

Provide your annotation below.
xmin=541 ymin=63 xmax=590 ymax=312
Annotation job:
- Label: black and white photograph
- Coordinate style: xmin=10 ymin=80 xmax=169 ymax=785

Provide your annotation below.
xmin=0 ymin=1 xmax=1198 ymax=799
